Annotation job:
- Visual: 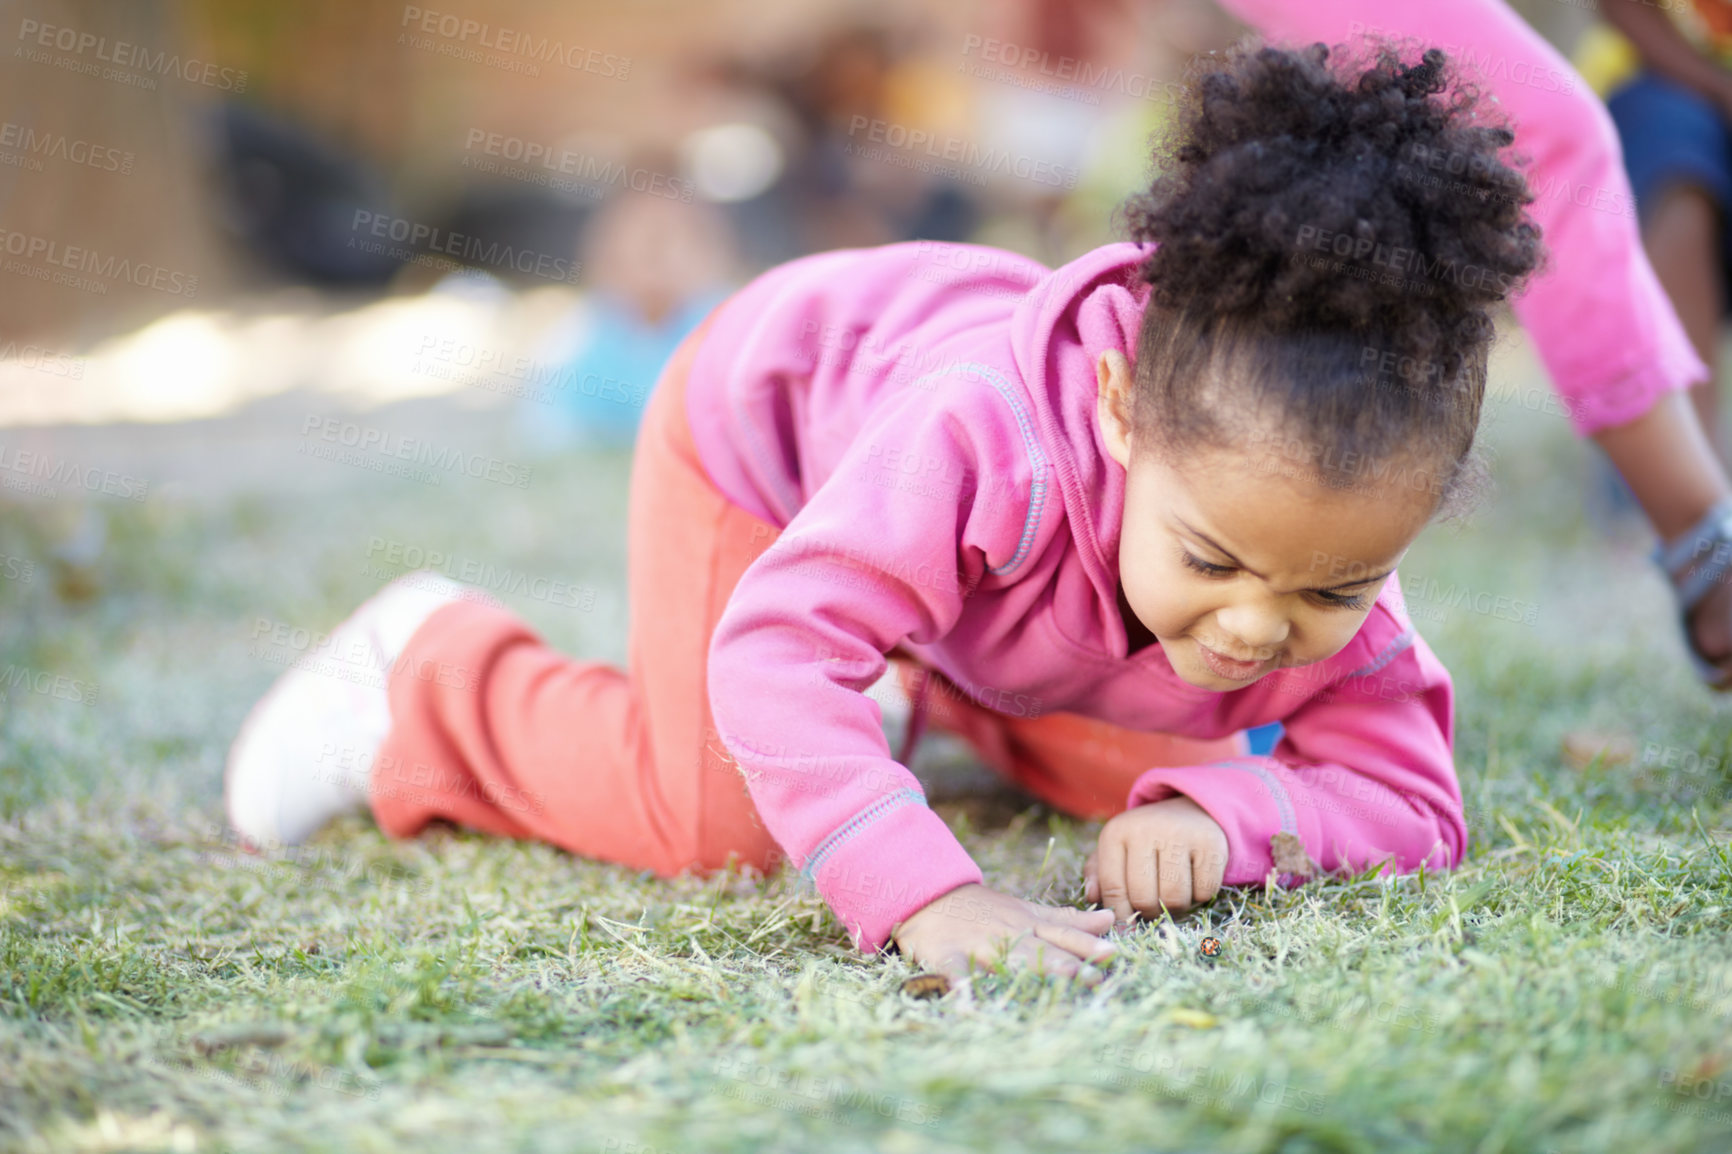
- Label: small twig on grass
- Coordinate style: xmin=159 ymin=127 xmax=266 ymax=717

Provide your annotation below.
xmin=448 ymin=1045 xmax=578 ymax=1065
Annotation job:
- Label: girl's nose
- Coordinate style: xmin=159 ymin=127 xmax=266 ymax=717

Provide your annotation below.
xmin=1213 ymin=602 xmax=1290 ymax=657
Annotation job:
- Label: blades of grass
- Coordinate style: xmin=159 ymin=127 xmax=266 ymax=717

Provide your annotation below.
xmin=1496 ymin=813 xmax=1531 ymax=852
xmin=742 ymin=895 xmax=806 ymax=947
xmin=1533 ymin=798 xmax=1581 ymax=841
xmin=86 ymin=990 xmax=149 ymax=1017
xmin=1689 ymin=807 xmax=1732 ymax=886
xmin=592 ymin=919 xmax=682 ymax=977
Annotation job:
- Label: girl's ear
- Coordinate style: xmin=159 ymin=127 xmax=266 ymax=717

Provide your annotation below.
xmin=1096 ymin=350 xmax=1135 ymax=469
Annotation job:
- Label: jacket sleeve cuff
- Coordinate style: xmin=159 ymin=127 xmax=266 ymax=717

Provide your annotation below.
xmin=806 ymin=798 xmax=984 ymax=955
xmin=1126 ymin=759 xmax=1309 ymax=889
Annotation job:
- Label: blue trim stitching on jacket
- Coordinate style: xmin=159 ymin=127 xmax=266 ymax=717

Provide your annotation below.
xmin=1198 ymin=758 xmax=1298 ymax=835
xmin=1345 ymin=627 xmax=1416 ymax=680
xmin=800 ymin=788 xmax=926 ymax=882
xmin=910 ymin=361 xmax=1047 ymax=576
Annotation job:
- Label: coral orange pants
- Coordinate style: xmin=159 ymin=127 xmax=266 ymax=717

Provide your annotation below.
xmin=368 ymin=313 xmax=1246 ymax=879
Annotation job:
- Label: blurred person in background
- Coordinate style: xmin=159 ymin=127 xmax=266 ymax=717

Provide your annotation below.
xmin=522 ymin=183 xmax=738 ymax=451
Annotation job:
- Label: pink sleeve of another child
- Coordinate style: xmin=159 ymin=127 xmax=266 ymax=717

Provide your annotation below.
xmin=1216 ymin=0 xmax=1708 ymax=434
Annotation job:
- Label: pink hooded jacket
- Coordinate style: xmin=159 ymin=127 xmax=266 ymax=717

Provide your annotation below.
xmin=692 ymin=240 xmax=1464 ymax=954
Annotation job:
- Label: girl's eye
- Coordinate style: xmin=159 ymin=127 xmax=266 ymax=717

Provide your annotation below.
xmin=1184 ymin=550 xmax=1372 ymax=610
xmin=1181 ymin=552 xmax=1234 ymax=578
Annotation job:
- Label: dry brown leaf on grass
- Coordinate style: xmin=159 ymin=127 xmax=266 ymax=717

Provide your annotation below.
xmin=900 ymin=973 xmax=951 ymax=999
xmin=1270 ymin=832 xmax=1318 ymax=878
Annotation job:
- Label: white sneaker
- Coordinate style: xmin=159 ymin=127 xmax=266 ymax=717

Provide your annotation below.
xmin=224 ymin=572 xmax=495 ymax=848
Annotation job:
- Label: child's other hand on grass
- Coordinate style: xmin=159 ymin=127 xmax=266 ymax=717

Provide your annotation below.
xmin=890 ymin=883 xmax=1117 ymax=986
xmin=1084 ymin=796 xmax=1229 ymax=928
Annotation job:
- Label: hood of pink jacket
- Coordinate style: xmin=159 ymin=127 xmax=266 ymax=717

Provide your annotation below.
xmin=1008 ymin=241 xmax=1152 ymax=654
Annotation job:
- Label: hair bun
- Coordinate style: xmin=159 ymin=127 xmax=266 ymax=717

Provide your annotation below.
xmin=1121 ymin=42 xmax=1543 ymax=376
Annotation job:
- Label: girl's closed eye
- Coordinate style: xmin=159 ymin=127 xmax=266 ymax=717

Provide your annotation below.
xmin=1179 ymin=550 xmax=1372 ymax=610
xmin=1180 ymin=551 xmax=1234 ymax=578
xmin=1314 ymin=588 xmax=1371 ymax=611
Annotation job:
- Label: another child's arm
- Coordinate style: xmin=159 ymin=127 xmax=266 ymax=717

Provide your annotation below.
xmin=1104 ymin=605 xmax=1465 ymax=916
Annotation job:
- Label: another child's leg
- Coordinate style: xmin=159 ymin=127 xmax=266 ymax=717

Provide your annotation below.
xmin=895 ymin=663 xmax=1246 ymax=820
xmin=367 ymin=316 xmax=784 ymax=877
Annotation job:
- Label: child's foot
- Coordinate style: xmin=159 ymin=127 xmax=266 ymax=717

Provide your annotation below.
xmin=224 ymin=573 xmax=489 ymax=847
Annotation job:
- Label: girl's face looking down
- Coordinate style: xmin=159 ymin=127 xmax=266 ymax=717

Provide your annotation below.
xmin=1094 ymin=350 xmax=1440 ymax=690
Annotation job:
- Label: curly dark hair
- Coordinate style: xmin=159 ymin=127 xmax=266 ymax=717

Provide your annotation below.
xmin=1117 ymin=41 xmax=1545 ymax=520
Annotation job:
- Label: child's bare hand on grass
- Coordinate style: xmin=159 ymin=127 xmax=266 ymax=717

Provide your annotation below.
xmin=890 ymin=883 xmax=1117 ymax=986
xmin=1084 ymin=796 xmax=1229 ymax=928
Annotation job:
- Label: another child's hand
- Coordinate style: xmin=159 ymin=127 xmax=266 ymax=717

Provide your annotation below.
xmin=1084 ymin=796 xmax=1229 ymax=928
xmin=890 ymin=883 xmax=1117 ymax=985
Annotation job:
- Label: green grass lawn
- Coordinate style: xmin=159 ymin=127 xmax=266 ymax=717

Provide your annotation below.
xmin=2 ymin=336 xmax=1731 ymax=1153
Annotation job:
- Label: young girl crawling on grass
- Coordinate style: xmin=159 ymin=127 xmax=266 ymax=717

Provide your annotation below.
xmin=224 ymin=42 xmax=1543 ymax=984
